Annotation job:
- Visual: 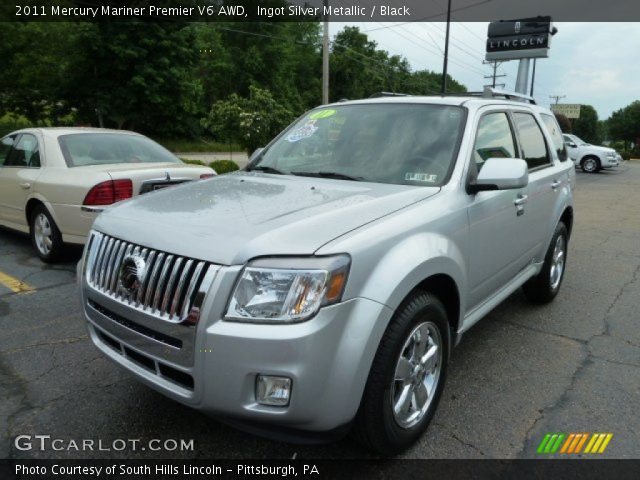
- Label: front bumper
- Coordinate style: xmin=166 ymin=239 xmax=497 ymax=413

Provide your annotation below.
xmin=80 ymin=262 xmax=393 ymax=432
xmin=604 ymin=157 xmax=620 ymax=167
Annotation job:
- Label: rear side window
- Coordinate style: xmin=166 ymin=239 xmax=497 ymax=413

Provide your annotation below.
xmin=512 ymin=113 xmax=551 ymax=170
xmin=473 ymin=112 xmax=517 ymax=172
xmin=5 ymin=134 xmax=41 ymax=168
xmin=541 ymin=114 xmax=568 ymax=162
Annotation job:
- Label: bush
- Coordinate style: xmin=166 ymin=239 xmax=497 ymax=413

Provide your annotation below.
xmin=180 ymin=158 xmax=206 ymax=166
xmin=619 ymin=150 xmax=632 ymax=160
xmin=203 ymin=86 xmax=293 ymax=154
xmin=209 ymin=160 xmax=239 ymax=174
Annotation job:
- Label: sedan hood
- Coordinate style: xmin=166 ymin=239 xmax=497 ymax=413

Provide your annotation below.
xmin=94 ymin=172 xmax=439 ymax=265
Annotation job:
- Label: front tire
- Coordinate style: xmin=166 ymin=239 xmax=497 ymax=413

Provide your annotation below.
xmin=353 ymin=292 xmax=449 ymax=455
xmin=30 ymin=205 xmax=64 ymax=263
xmin=581 ymin=156 xmax=600 ymax=173
xmin=522 ymin=222 xmax=568 ymax=304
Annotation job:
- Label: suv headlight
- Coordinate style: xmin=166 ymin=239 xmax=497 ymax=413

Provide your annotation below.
xmin=225 ymin=255 xmax=350 ymax=323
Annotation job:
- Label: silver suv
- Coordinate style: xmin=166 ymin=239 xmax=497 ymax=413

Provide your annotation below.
xmin=79 ymin=90 xmax=575 ymax=454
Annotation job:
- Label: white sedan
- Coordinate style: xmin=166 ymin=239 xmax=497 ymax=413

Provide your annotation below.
xmin=0 ymin=128 xmax=215 ymax=262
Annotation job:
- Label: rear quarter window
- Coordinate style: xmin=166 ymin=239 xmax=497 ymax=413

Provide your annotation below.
xmin=541 ymin=114 xmax=568 ymax=162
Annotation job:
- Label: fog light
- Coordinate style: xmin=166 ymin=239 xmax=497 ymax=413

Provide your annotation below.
xmin=256 ymin=375 xmax=291 ymax=406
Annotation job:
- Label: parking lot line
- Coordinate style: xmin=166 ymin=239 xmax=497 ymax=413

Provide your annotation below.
xmin=0 ymin=269 xmax=35 ymax=294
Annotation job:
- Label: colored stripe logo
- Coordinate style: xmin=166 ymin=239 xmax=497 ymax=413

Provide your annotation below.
xmin=537 ymin=433 xmax=613 ymax=454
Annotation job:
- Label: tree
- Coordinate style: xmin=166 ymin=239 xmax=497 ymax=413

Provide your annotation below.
xmin=204 ymin=86 xmax=293 ymax=153
xmin=329 ymin=26 xmax=465 ymax=101
xmin=608 ymin=100 xmax=640 ymax=146
xmin=70 ymin=21 xmax=198 ymax=135
xmin=554 ymin=113 xmax=572 ymax=133
xmin=571 ymin=105 xmax=601 ymax=144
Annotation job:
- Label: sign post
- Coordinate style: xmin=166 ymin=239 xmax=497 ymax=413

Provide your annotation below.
xmin=486 ymin=16 xmax=557 ymax=95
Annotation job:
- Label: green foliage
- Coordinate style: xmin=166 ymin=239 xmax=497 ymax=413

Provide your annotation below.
xmin=210 ymin=160 xmax=240 ymax=174
xmin=571 ymin=105 xmax=601 ymax=144
xmin=1 ymin=21 xmax=469 ymax=145
xmin=180 ymin=158 xmax=206 ymax=166
xmin=607 ymin=100 xmax=640 ymax=145
xmin=204 ymin=86 xmax=293 ymax=153
xmin=0 ymin=113 xmax=31 ymax=137
xmin=330 ymin=27 xmax=465 ymax=100
xmin=554 ymin=113 xmax=572 ymax=133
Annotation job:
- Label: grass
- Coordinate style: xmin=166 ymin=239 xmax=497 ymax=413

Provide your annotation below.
xmin=154 ymin=137 xmax=243 ymax=153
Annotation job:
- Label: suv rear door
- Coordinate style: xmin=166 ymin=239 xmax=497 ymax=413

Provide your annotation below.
xmin=511 ymin=110 xmax=567 ymax=263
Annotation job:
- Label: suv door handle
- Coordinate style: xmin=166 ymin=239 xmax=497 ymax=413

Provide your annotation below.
xmin=513 ymin=194 xmax=528 ymax=206
xmin=551 ymin=180 xmax=562 ymax=190
xmin=19 ymin=182 xmax=32 ymax=189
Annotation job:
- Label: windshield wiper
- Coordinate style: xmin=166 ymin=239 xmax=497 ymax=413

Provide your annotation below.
xmin=291 ymin=171 xmax=363 ymax=181
xmin=248 ymin=165 xmax=284 ymax=175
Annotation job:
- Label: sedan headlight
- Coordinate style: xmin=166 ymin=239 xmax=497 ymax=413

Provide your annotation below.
xmin=225 ymin=255 xmax=350 ymax=323
xmin=607 ymin=151 xmax=616 ymax=158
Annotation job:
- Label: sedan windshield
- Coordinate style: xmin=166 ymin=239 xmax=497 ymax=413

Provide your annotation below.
xmin=58 ymin=133 xmax=181 ymax=167
xmin=252 ymin=104 xmax=466 ymax=186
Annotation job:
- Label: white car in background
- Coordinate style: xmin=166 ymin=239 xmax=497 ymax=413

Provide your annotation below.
xmin=563 ymin=133 xmax=621 ymax=173
xmin=0 ymin=128 xmax=215 ymax=262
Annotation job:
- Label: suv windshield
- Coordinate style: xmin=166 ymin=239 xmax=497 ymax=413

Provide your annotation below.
xmin=58 ymin=133 xmax=181 ymax=167
xmin=252 ymin=104 xmax=466 ymax=186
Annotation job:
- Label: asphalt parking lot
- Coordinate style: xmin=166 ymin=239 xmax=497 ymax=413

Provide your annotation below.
xmin=1 ymin=163 xmax=639 ymax=460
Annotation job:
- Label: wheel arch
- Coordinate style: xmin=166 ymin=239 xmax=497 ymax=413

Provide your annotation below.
xmin=560 ymin=206 xmax=574 ymax=238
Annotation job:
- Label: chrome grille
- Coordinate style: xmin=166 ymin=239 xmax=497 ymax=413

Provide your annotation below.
xmin=85 ymin=231 xmax=211 ymax=322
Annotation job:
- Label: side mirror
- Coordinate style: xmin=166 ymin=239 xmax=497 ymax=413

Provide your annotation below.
xmin=566 ymin=142 xmax=577 ymax=148
xmin=249 ymin=147 xmax=264 ymax=164
xmin=469 ymin=158 xmax=528 ymax=193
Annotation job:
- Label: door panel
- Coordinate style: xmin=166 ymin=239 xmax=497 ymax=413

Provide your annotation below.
xmin=467 ymin=111 xmax=536 ymax=307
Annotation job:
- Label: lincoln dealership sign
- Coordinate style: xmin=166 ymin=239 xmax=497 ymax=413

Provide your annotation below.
xmin=486 ymin=17 xmax=554 ymax=61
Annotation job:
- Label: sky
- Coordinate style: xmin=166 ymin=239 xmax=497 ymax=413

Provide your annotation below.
xmin=335 ymin=22 xmax=639 ymax=119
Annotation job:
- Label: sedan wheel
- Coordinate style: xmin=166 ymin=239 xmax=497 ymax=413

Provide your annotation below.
xmin=33 ymin=212 xmax=53 ymax=256
xmin=30 ymin=205 xmax=64 ymax=263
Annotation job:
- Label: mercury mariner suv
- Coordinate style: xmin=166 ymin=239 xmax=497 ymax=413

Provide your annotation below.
xmin=79 ymin=88 xmax=575 ymax=454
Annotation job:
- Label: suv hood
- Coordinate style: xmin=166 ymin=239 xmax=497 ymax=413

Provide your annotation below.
xmin=94 ymin=172 xmax=439 ymax=265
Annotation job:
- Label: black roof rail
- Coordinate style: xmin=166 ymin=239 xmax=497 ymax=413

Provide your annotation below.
xmin=368 ymin=92 xmax=410 ymax=98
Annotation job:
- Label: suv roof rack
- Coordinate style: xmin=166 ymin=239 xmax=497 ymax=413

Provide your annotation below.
xmin=368 ymin=92 xmax=410 ymax=98
xmin=481 ymin=87 xmax=536 ymax=104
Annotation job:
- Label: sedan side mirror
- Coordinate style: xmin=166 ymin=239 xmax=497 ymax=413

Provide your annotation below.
xmin=469 ymin=158 xmax=528 ymax=193
xmin=566 ymin=142 xmax=577 ymax=148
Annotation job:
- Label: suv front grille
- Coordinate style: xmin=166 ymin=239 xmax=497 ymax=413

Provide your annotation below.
xmin=85 ymin=231 xmax=211 ymax=323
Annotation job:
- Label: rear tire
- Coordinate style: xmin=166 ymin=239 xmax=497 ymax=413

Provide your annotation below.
xmin=522 ymin=222 xmax=568 ymax=304
xmin=353 ymin=292 xmax=449 ymax=455
xmin=29 ymin=204 xmax=64 ymax=263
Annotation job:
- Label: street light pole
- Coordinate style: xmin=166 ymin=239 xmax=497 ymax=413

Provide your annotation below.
xmin=441 ymin=0 xmax=452 ymax=94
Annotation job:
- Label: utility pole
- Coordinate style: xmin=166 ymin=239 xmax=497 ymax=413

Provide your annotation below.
xmin=483 ymin=60 xmax=506 ymax=88
xmin=441 ymin=0 xmax=452 ymax=94
xmin=549 ymin=94 xmax=566 ymax=104
xmin=322 ymin=0 xmax=329 ymax=104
